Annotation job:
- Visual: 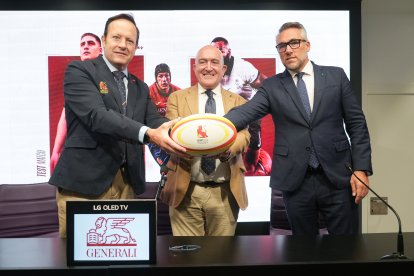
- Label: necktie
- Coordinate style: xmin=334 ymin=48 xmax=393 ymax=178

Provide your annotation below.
xmin=296 ymin=72 xmax=319 ymax=168
xmin=204 ymin=89 xmax=216 ymax=114
xmin=201 ymin=90 xmax=216 ymax=175
xmin=113 ymin=71 xmax=127 ymax=114
xmin=296 ymin=72 xmax=311 ymax=117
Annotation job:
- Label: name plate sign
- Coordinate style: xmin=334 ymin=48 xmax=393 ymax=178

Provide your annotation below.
xmin=66 ymin=199 xmax=156 ymax=266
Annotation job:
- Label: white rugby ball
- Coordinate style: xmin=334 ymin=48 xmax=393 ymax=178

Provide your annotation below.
xmin=170 ymin=113 xmax=237 ymax=157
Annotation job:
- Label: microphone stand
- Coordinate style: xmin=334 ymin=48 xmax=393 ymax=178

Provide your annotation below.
xmin=345 ymin=163 xmax=408 ymax=260
xmin=155 ymin=166 xmax=168 ymax=200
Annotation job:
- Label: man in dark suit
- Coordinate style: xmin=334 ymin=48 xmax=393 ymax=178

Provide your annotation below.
xmin=160 ymin=45 xmax=250 ymax=236
xmin=49 ymin=13 xmax=185 ymax=238
xmin=225 ymin=22 xmax=373 ymax=235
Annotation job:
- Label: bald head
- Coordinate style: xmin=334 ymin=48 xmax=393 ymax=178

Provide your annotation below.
xmin=193 ymin=45 xmax=227 ymax=90
xmin=196 ymin=45 xmax=224 ymax=63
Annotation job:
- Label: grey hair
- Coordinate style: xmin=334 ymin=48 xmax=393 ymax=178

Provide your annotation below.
xmin=277 ymin=22 xmax=308 ymax=40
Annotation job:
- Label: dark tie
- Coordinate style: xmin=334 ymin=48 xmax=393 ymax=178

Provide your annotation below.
xmin=113 ymin=71 xmax=127 ymax=114
xmin=204 ymin=89 xmax=216 ymax=114
xmin=296 ymin=72 xmax=319 ymax=168
xmin=201 ymin=90 xmax=216 ymax=175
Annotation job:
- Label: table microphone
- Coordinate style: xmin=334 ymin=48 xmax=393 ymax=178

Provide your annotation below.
xmin=345 ymin=163 xmax=408 ymax=260
xmin=155 ymin=165 xmax=169 ymax=200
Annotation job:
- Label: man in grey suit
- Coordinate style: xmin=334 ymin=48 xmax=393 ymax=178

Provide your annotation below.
xmin=225 ymin=22 xmax=373 ymax=235
xmin=49 ymin=13 xmax=185 ymax=238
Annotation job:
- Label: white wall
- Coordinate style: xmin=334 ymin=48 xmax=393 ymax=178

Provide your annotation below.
xmin=361 ymin=0 xmax=414 ymax=233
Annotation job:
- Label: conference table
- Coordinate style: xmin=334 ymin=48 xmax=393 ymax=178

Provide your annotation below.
xmin=1 ymin=233 xmax=413 ymax=274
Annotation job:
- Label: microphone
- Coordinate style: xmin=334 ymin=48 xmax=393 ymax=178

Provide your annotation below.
xmin=345 ymin=163 xmax=408 ymax=260
xmin=155 ymin=165 xmax=169 ymax=200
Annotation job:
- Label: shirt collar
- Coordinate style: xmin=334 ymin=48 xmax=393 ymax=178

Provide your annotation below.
xmin=197 ymin=84 xmax=222 ymax=96
xmin=288 ymin=60 xmax=313 ymax=78
xmin=102 ymin=55 xmax=128 ymax=77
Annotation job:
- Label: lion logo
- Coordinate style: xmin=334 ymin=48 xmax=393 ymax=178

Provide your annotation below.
xmin=197 ymin=125 xmax=208 ymax=138
xmin=88 ymin=217 xmax=136 ymax=245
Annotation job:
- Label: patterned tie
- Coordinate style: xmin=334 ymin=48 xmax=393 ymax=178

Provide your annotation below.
xmin=113 ymin=71 xmax=127 ymax=115
xmin=201 ymin=90 xmax=216 ymax=175
xmin=296 ymin=72 xmax=319 ymax=168
xmin=204 ymin=89 xmax=216 ymax=114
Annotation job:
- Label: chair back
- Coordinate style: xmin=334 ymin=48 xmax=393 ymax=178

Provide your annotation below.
xmin=0 ymin=183 xmax=59 ymax=237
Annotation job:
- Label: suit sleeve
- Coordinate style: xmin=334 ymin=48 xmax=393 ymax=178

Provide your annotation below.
xmin=224 ymin=85 xmax=271 ymax=131
xmin=340 ymin=68 xmax=372 ymax=174
xmin=141 ymin=81 xmax=168 ymax=129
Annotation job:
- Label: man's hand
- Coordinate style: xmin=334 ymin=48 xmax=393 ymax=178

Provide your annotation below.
xmin=350 ymin=170 xmax=369 ymax=204
xmin=146 ymin=118 xmax=188 ymax=158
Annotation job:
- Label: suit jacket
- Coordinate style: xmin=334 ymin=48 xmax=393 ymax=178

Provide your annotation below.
xmin=49 ymin=56 xmax=166 ymax=195
xmin=160 ymin=85 xmax=250 ymax=210
xmin=225 ymin=62 xmax=373 ymax=192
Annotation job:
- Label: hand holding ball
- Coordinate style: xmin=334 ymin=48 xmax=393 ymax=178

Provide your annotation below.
xmin=170 ymin=114 xmax=237 ymax=157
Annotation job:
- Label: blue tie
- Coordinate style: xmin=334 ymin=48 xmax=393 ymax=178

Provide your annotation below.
xmin=113 ymin=71 xmax=127 ymax=115
xmin=201 ymin=90 xmax=216 ymax=175
xmin=296 ymin=72 xmax=319 ymax=168
xmin=296 ymin=72 xmax=311 ymax=117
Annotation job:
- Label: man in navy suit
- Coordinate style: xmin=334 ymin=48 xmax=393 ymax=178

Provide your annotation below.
xmin=225 ymin=22 xmax=373 ymax=235
xmin=49 ymin=13 xmax=185 ymax=238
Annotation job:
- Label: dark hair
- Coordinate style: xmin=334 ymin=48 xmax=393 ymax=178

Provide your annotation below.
xmin=211 ymin=36 xmax=229 ymax=45
xmin=103 ymin=13 xmax=139 ymax=45
xmin=154 ymin=63 xmax=171 ymax=79
xmin=81 ymin=32 xmax=101 ymax=46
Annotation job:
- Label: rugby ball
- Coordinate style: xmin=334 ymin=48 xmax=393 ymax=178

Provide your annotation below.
xmin=170 ymin=113 xmax=237 ymax=157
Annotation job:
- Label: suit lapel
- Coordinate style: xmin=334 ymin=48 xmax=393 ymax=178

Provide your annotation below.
xmin=312 ymin=64 xmax=324 ymax=120
xmin=94 ymin=57 xmax=123 ymax=113
xmin=221 ymin=89 xmax=237 ymax=113
xmin=184 ymin=85 xmax=199 ymax=115
xmin=126 ymin=74 xmax=137 ymax=118
xmin=280 ymin=70 xmax=310 ymax=123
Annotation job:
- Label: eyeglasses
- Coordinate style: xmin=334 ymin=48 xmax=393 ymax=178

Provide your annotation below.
xmin=275 ymin=39 xmax=307 ymax=53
